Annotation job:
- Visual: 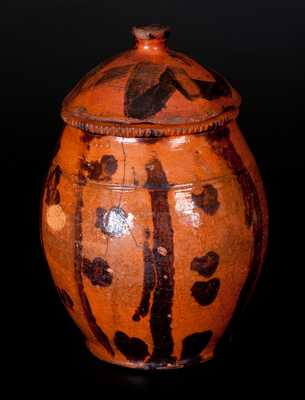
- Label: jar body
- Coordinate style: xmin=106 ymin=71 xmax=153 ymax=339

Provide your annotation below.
xmin=41 ymin=120 xmax=268 ymax=369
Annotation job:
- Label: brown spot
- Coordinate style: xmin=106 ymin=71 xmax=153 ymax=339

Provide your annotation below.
xmin=191 ymin=251 xmax=220 ymax=277
xmin=45 ymin=165 xmax=62 ymax=206
xmin=191 ymin=279 xmax=220 ymax=306
xmin=96 ymin=206 xmax=130 ymax=237
xmin=114 ymin=331 xmax=149 ymax=362
xmin=192 ymin=184 xmax=220 ymax=215
xmin=82 ymin=257 xmax=113 ymax=287
xmin=57 ymin=287 xmax=74 ymax=310
xmin=82 ymin=154 xmax=118 ymax=181
xmin=180 ymin=330 xmax=213 ymax=360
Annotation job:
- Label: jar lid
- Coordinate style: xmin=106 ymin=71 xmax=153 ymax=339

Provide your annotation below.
xmin=62 ymin=25 xmax=241 ymax=137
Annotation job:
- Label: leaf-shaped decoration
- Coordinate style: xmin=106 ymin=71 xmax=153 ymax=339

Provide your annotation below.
xmin=124 ymin=61 xmax=232 ymax=119
xmin=124 ymin=62 xmax=176 ymax=119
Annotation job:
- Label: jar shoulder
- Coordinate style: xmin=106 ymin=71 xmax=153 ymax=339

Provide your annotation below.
xmin=52 ymin=121 xmax=263 ymax=189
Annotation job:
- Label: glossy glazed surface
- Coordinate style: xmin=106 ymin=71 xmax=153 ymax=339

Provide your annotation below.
xmin=62 ymin=25 xmax=240 ymax=137
xmin=41 ymin=120 xmax=268 ymax=369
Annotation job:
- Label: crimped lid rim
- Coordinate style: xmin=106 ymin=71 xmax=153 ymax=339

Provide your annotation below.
xmin=61 ymin=106 xmax=238 ymax=137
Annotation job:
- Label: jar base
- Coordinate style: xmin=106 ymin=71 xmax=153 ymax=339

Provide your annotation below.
xmin=86 ymin=340 xmax=214 ymax=370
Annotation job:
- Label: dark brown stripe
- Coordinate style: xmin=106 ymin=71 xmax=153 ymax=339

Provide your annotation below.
xmin=168 ymin=50 xmax=193 ymax=66
xmin=74 ymin=169 xmax=114 ymax=356
xmin=194 ymin=68 xmax=232 ymax=100
xmin=56 ymin=287 xmax=74 ymax=310
xmin=124 ymin=63 xmax=176 ymax=119
xmin=206 ymin=127 xmax=264 ymax=350
xmin=124 ymin=61 xmax=232 ymax=120
xmin=45 ymin=165 xmax=62 ymax=206
xmin=168 ymin=66 xmax=231 ymax=102
xmin=81 ymin=130 xmax=95 ymax=151
xmin=133 ymin=228 xmax=156 ymax=322
xmin=94 ymin=64 xmax=133 ymax=87
xmin=145 ymin=159 xmax=175 ymax=364
xmin=169 ymin=67 xmax=201 ymax=100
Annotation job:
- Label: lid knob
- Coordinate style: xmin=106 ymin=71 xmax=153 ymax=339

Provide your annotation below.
xmin=132 ymin=25 xmax=170 ymax=51
xmin=132 ymin=25 xmax=170 ymax=40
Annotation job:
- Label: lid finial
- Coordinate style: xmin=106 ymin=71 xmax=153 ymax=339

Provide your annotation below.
xmin=132 ymin=25 xmax=170 ymax=41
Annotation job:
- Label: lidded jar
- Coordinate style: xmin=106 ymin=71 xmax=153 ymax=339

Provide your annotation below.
xmin=41 ymin=25 xmax=268 ymax=369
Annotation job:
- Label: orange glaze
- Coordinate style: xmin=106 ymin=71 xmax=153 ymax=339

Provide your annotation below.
xmin=41 ymin=25 xmax=268 ymax=369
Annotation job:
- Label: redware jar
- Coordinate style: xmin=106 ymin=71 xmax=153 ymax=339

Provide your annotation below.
xmin=41 ymin=25 xmax=268 ymax=370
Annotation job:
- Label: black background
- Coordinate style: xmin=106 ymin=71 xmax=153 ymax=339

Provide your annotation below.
xmin=2 ymin=0 xmax=304 ymax=394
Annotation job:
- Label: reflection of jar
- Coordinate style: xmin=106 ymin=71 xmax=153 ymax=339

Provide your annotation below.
xmin=41 ymin=25 xmax=268 ymax=370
